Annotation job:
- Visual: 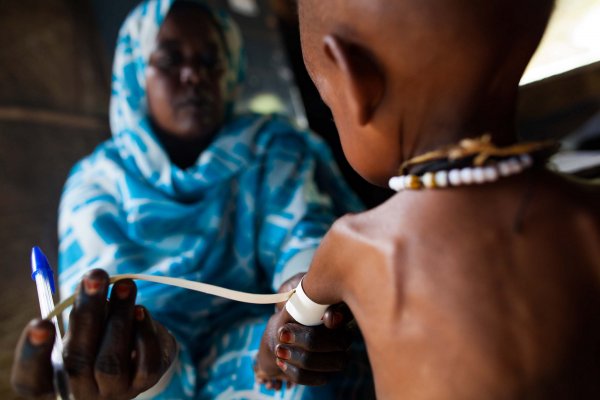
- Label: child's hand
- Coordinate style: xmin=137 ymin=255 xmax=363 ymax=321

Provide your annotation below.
xmin=254 ymin=273 xmax=353 ymax=390
xmin=11 ymin=269 xmax=176 ymax=400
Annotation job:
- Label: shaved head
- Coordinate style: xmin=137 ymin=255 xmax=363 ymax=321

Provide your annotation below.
xmin=300 ymin=0 xmax=554 ymax=79
xmin=298 ymin=0 xmax=555 ymax=185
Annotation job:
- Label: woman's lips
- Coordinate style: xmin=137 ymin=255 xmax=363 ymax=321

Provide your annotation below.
xmin=178 ymin=98 xmax=205 ymax=108
xmin=175 ymin=95 xmax=215 ymax=112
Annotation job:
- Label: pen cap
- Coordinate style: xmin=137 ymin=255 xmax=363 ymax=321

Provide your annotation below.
xmin=31 ymin=246 xmax=56 ymax=294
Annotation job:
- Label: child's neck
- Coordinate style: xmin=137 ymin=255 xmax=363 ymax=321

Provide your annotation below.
xmin=396 ymin=63 xmax=523 ymax=158
xmin=402 ymin=94 xmax=519 ymax=158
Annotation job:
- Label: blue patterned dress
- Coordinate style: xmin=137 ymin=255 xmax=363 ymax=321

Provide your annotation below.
xmin=57 ymin=0 xmax=373 ymax=398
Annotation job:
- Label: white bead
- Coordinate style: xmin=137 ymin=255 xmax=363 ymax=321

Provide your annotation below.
xmin=460 ymin=168 xmax=474 ymax=185
xmin=435 ymin=170 xmax=449 ymax=187
xmin=397 ymin=176 xmax=407 ymax=191
xmin=398 ymin=176 xmax=406 ymax=190
xmin=448 ymin=169 xmax=462 ymax=186
xmin=483 ymin=166 xmax=498 ymax=182
xmin=472 ymin=167 xmax=486 ymax=184
xmin=390 ymin=153 xmax=532 ymax=192
xmin=498 ymin=161 xmax=511 ymax=177
xmin=388 ymin=176 xmax=402 ymax=191
xmin=519 ymin=154 xmax=533 ymax=168
xmin=422 ymin=172 xmax=435 ymax=188
xmin=508 ymin=158 xmax=522 ymax=174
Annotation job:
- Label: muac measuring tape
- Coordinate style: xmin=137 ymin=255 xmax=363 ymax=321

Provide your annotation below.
xmin=47 ymin=274 xmax=330 ymax=327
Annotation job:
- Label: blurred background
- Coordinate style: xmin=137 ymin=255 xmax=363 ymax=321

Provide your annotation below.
xmin=0 ymin=0 xmax=599 ymax=398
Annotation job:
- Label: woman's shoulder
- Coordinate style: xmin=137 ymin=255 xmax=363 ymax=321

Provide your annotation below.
xmin=61 ymin=138 xmax=123 ymax=199
xmin=212 ymin=113 xmax=318 ymax=165
xmin=67 ymin=139 xmax=122 ymax=177
xmin=230 ymin=112 xmax=318 ymax=142
xmin=251 ymin=113 xmax=330 ymax=154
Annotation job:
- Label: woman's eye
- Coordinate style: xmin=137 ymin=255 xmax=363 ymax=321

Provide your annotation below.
xmin=152 ymin=51 xmax=183 ymax=69
xmin=197 ymin=53 xmax=223 ymax=71
xmin=150 ymin=49 xmax=224 ymax=74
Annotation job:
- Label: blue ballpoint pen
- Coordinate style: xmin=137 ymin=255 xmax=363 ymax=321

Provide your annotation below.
xmin=31 ymin=247 xmax=72 ymax=400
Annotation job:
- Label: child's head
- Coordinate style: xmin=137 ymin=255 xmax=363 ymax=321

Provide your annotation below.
xmin=298 ymin=0 xmax=554 ymax=186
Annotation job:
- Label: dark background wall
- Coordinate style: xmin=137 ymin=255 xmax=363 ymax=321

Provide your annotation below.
xmin=519 ymin=61 xmax=600 ymax=146
xmin=0 ymin=0 xmax=109 ymax=398
xmin=0 ymin=1 xmax=598 ymax=399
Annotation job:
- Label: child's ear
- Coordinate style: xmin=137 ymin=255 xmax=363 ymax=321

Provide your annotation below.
xmin=323 ymin=34 xmax=385 ymax=126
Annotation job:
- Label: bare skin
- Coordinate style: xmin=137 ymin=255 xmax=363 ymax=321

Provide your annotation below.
xmin=146 ymin=2 xmax=227 ymax=169
xmin=305 ymin=171 xmax=600 ymax=398
xmin=255 ymin=274 xmax=354 ymax=388
xmin=12 ymin=3 xmax=353 ymax=398
xmin=258 ymin=0 xmax=600 ymax=397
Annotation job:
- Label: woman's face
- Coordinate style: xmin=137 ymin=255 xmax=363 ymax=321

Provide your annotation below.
xmin=146 ymin=4 xmax=227 ymax=142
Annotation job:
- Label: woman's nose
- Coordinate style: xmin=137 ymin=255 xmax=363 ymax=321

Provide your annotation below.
xmin=180 ymin=65 xmax=206 ymax=85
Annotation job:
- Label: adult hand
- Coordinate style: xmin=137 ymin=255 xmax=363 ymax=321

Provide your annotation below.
xmin=254 ymin=273 xmax=353 ymax=390
xmin=11 ymin=269 xmax=176 ymax=400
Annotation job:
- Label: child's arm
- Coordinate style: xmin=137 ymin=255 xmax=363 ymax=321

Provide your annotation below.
xmin=297 ymin=216 xmax=356 ymax=306
xmin=255 ymin=217 xmax=359 ymax=386
xmin=254 ymin=272 xmax=354 ymax=388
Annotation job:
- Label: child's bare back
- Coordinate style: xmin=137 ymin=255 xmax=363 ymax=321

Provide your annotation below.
xmin=308 ymin=170 xmax=600 ymax=398
xmin=256 ymin=0 xmax=600 ymax=397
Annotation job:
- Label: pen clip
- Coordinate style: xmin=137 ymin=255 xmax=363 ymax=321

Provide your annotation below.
xmin=31 ymin=246 xmax=56 ymax=294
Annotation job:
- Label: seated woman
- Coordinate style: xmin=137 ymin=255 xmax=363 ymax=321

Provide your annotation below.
xmin=256 ymin=0 xmax=600 ymax=398
xmin=11 ymin=0 xmax=374 ymax=398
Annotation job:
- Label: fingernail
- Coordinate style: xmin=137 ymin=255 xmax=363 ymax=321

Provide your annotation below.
xmin=276 ymin=359 xmax=287 ymax=371
xmin=29 ymin=326 xmax=50 ymax=345
xmin=275 ymin=345 xmax=291 ymax=360
xmin=135 ymin=307 xmax=145 ymax=321
xmin=115 ymin=283 xmax=131 ymax=300
xmin=83 ymin=276 xmax=103 ymax=295
xmin=279 ymin=329 xmax=294 ymax=344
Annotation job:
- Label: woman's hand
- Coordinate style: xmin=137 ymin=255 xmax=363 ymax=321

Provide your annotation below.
xmin=254 ymin=273 xmax=353 ymax=390
xmin=11 ymin=269 xmax=176 ymax=400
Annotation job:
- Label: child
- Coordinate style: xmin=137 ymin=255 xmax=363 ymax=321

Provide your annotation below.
xmin=256 ymin=0 xmax=600 ymax=397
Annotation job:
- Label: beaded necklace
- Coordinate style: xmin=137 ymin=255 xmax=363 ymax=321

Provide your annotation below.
xmin=388 ymin=134 xmax=559 ymax=191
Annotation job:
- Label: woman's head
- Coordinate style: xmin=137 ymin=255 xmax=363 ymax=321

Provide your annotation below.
xmin=110 ymin=0 xmax=243 ymax=169
xmin=147 ymin=2 xmax=228 ymax=143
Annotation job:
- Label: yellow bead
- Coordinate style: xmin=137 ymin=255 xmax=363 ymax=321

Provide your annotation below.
xmin=406 ymin=175 xmax=422 ymax=190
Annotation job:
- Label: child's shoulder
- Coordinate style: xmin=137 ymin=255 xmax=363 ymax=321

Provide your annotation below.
xmin=541 ymin=172 xmax=600 ymax=249
xmin=326 ymin=201 xmax=410 ymax=264
xmin=332 ymin=169 xmax=600 ymax=257
xmin=519 ymin=171 xmax=600 ymax=236
xmin=545 ymin=171 xmax=600 ymax=212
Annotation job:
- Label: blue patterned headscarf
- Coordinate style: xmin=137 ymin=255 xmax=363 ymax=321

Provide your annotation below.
xmin=109 ymin=0 xmax=245 ymax=198
xmin=58 ymin=0 xmax=369 ymax=397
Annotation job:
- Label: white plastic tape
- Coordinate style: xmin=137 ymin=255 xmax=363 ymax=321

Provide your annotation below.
xmin=47 ymin=274 xmax=294 ymax=320
xmin=285 ymin=278 xmax=330 ymax=326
